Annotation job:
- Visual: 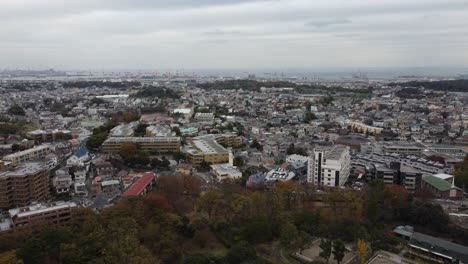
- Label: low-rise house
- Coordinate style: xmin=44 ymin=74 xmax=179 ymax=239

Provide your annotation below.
xmin=176 ymin=163 xmax=193 ymax=175
xmin=101 ymin=180 xmax=121 ymax=194
xmin=67 ymin=147 xmax=90 ymax=167
xmin=95 ymin=161 xmax=115 ymax=179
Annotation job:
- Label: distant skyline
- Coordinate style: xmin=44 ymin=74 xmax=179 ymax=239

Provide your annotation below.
xmin=1 ymin=0 xmax=468 ymax=70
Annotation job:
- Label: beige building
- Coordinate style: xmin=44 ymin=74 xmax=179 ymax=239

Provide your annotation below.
xmin=2 ymin=145 xmax=52 ymax=166
xmin=0 ymin=162 xmax=50 ymax=209
xmin=184 ymin=135 xmax=231 ymax=165
xmin=101 ymin=137 xmax=181 ymax=154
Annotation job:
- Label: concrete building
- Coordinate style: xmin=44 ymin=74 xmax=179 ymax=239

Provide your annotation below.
xmin=8 ymin=201 xmax=77 ymax=230
xmin=210 ymin=163 xmax=242 ymax=181
xmin=184 ymin=135 xmax=230 ymax=165
xmin=101 ymin=137 xmax=181 ymax=154
xmin=422 ymin=175 xmax=463 ymax=199
xmin=266 ymin=167 xmax=296 ymax=181
xmin=53 ymin=169 xmax=72 ymax=194
xmin=194 ymin=112 xmax=215 ymax=123
xmin=146 ymin=124 xmax=175 ymax=137
xmin=109 ymin=121 xmax=138 ymax=137
xmin=0 ymin=162 xmax=49 ymax=209
xmin=2 ymin=145 xmax=51 ymax=166
xmin=308 ymin=145 xmax=350 ymax=187
xmin=374 ymin=162 xmax=422 ymax=192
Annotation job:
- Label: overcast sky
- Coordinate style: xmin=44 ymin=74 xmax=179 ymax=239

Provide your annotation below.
xmin=1 ymin=0 xmax=468 ymax=70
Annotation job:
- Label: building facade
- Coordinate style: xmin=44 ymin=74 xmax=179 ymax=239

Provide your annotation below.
xmin=2 ymin=145 xmax=51 ymax=166
xmin=101 ymin=137 xmax=181 ymax=154
xmin=308 ymin=145 xmax=350 ymax=187
xmin=0 ymin=162 xmax=50 ymax=209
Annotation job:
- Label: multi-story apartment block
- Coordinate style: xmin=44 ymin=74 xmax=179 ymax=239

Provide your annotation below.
xmin=2 ymin=145 xmax=52 ymax=166
xmin=184 ymin=135 xmax=230 ymax=165
xmin=194 ymin=112 xmax=215 ymax=123
xmin=7 ymin=201 xmax=77 ymax=230
xmin=0 ymin=162 xmax=50 ymax=209
xmin=308 ymin=145 xmax=350 ymax=187
xmin=101 ymin=137 xmax=181 ymax=154
xmin=374 ymin=162 xmax=422 ymax=192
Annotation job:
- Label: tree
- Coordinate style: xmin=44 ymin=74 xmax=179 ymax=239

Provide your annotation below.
xmin=250 ymin=139 xmax=263 ymax=151
xmin=225 ymin=241 xmax=257 ymax=264
xmin=233 ymin=156 xmax=244 ymax=167
xmin=86 ymin=132 xmax=108 ymax=150
xmin=356 ymin=239 xmax=369 ymax=264
xmin=197 ymin=189 xmax=223 ymax=220
xmin=280 ymin=222 xmax=299 ymax=249
xmin=120 ymin=142 xmax=137 ymax=161
xmin=332 ymin=239 xmax=346 ymax=264
xmin=8 ymin=105 xmax=25 ymax=116
xmin=319 ymin=239 xmax=332 ymax=263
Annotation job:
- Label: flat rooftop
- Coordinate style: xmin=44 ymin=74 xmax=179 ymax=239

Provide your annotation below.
xmin=192 ymin=139 xmax=228 ymax=155
xmin=0 ymin=162 xmax=45 ymax=178
xmin=104 ymin=137 xmax=180 ymax=144
xmin=9 ymin=201 xmax=77 ymax=218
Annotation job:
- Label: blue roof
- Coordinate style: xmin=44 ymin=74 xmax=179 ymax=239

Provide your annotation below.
xmin=249 ymin=172 xmax=266 ymax=183
xmin=74 ymin=147 xmax=89 ymax=158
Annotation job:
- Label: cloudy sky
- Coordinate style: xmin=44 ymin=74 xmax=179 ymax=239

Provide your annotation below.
xmin=1 ymin=0 xmax=468 ymax=70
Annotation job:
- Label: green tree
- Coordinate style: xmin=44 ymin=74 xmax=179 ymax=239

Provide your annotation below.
xmin=233 ymin=156 xmax=244 ymax=167
xmin=8 ymin=105 xmax=25 ymax=116
xmin=226 ymin=241 xmax=257 ymax=264
xmin=280 ymin=222 xmax=299 ymax=249
xmin=319 ymin=239 xmax=332 ymax=263
xmin=332 ymin=239 xmax=346 ymax=264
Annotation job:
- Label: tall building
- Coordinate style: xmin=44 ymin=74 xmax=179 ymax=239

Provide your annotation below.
xmin=0 ymin=162 xmax=50 ymax=209
xmin=308 ymin=145 xmax=350 ymax=187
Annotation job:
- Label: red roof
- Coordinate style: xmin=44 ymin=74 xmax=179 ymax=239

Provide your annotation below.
xmin=123 ymin=172 xmax=156 ymax=197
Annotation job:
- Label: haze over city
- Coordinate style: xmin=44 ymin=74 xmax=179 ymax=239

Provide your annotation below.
xmin=1 ymin=0 xmax=468 ymax=69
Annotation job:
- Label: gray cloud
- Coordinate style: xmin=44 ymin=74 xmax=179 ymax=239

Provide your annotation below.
xmin=0 ymin=0 xmax=467 ymax=69
xmin=305 ymin=18 xmax=352 ymax=28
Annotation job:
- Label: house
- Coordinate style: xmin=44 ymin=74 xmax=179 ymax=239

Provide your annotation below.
xmin=176 ymin=163 xmax=193 ymax=176
xmin=95 ymin=161 xmax=115 ymax=179
xmin=101 ymin=180 xmax=121 ymax=194
xmin=67 ymin=147 xmax=90 ymax=167
xmin=53 ymin=169 xmax=73 ymax=194
xmin=246 ymin=172 xmax=267 ymax=188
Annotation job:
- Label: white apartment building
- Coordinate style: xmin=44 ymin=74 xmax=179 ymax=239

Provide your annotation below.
xmin=194 ymin=112 xmax=215 ymax=123
xmin=2 ymin=145 xmax=52 ymax=166
xmin=307 ymin=145 xmax=350 ymax=187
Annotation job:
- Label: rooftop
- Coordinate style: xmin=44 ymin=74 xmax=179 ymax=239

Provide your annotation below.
xmin=423 ymin=175 xmax=458 ymax=192
xmin=104 ymin=137 xmax=180 ymax=144
xmin=9 ymin=201 xmax=77 ymax=219
xmin=123 ymin=172 xmax=156 ymax=197
xmin=0 ymin=162 xmax=45 ymax=178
